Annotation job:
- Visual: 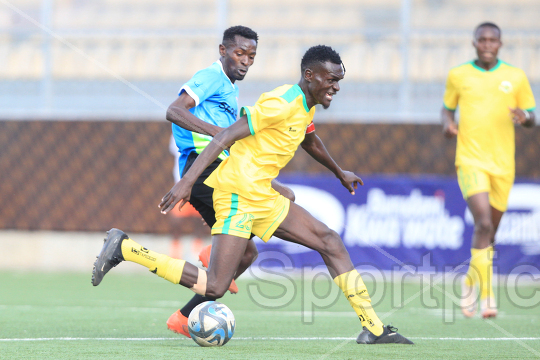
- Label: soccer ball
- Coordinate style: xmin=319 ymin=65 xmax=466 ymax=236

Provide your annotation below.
xmin=188 ymin=301 xmax=235 ymax=347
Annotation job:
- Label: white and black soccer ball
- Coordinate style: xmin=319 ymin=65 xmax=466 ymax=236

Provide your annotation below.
xmin=188 ymin=301 xmax=235 ymax=347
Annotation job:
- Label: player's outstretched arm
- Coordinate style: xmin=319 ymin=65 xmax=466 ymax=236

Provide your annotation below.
xmin=166 ymin=92 xmax=224 ymax=137
xmin=159 ymin=116 xmax=252 ymax=214
xmin=301 ymin=132 xmax=363 ymax=194
xmin=441 ymin=107 xmax=458 ymax=138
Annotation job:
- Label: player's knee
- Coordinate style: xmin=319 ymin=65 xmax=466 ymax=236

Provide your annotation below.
xmin=244 ymin=244 xmax=259 ymax=264
xmin=474 ymin=218 xmax=493 ymax=237
xmin=205 ymin=281 xmax=228 ymax=299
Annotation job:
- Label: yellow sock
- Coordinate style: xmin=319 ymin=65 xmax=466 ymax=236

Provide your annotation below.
xmin=121 ymin=238 xmax=185 ymax=284
xmin=469 ymin=246 xmax=494 ymax=300
xmin=334 ymin=270 xmax=384 ymax=336
xmin=465 ymin=249 xmax=479 ymax=287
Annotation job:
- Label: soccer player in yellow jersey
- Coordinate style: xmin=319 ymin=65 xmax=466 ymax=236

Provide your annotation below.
xmin=442 ymin=22 xmax=536 ymax=319
xmin=93 ymin=45 xmax=412 ymax=344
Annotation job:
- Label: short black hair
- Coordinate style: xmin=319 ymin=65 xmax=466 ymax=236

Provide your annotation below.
xmin=222 ymin=25 xmax=258 ymax=47
xmin=301 ymin=45 xmax=343 ymax=73
xmin=474 ymin=22 xmax=501 ymax=38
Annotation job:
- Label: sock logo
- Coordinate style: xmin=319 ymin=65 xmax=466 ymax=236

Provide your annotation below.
xmin=359 ymin=314 xmax=375 ymax=327
xmin=131 ymin=247 xmax=156 ymax=261
xmin=348 ymin=294 xmax=355 ymax=298
xmin=150 ymin=268 xmax=158 ymax=274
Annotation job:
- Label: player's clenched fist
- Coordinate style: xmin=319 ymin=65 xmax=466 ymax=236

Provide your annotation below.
xmin=443 ymin=120 xmax=458 ymax=138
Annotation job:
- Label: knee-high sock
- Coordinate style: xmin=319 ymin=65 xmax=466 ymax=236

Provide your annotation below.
xmin=334 ymin=269 xmax=384 ymax=336
xmin=464 ymin=254 xmax=479 ymax=288
xmin=121 ymin=238 xmax=185 ymax=284
xmin=468 ymin=246 xmax=494 ymax=300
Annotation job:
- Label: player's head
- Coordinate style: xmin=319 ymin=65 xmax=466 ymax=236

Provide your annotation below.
xmin=300 ymin=45 xmax=345 ymax=110
xmin=219 ymin=25 xmax=258 ymax=83
xmin=473 ymin=22 xmax=502 ymax=64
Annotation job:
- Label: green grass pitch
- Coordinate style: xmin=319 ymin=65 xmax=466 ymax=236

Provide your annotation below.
xmin=1 ymin=271 xmax=539 ymax=359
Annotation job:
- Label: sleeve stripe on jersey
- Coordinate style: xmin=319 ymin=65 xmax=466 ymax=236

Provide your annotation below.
xmin=443 ymin=103 xmax=456 ymax=111
xmin=306 ymin=121 xmax=315 ymax=134
xmin=241 ymin=107 xmax=255 ymax=135
xmin=179 ymin=85 xmax=200 ymax=106
xmin=525 ymin=107 xmax=536 ymax=111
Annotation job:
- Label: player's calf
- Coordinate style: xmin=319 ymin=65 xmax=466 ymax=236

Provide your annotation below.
xmin=316 ymin=229 xmax=352 ymax=277
xmin=199 ymin=245 xmax=239 ymax=294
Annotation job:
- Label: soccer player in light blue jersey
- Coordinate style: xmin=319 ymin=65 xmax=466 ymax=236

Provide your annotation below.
xmin=163 ymin=26 xmax=294 ymax=337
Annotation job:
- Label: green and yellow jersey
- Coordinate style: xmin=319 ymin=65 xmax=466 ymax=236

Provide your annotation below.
xmin=443 ymin=60 xmax=536 ymax=175
xmin=205 ymin=84 xmax=315 ymax=200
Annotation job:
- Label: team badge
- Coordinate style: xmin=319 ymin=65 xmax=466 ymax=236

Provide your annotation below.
xmin=499 ymin=81 xmax=513 ymax=94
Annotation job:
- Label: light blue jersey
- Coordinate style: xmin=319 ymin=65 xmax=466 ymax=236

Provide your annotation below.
xmin=172 ymin=60 xmax=239 ymax=175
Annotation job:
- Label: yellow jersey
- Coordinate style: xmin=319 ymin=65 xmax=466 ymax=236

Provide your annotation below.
xmin=205 ymin=84 xmax=315 ymax=200
xmin=443 ymin=60 xmax=536 ymax=175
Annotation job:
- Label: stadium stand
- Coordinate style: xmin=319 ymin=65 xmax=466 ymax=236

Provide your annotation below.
xmin=0 ymin=0 xmax=539 ymax=119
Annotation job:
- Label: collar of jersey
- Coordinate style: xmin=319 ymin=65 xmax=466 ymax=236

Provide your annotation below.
xmin=293 ymin=84 xmax=310 ymax=113
xmin=216 ymin=59 xmax=236 ymax=89
xmin=470 ymin=59 xmax=501 ymax=73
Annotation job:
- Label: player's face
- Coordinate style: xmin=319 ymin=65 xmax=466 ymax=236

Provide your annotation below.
xmin=308 ymin=61 xmax=345 ymax=109
xmin=220 ymin=35 xmax=257 ymax=83
xmin=473 ymin=26 xmax=502 ymax=64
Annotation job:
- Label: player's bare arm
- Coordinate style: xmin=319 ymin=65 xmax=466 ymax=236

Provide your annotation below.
xmin=509 ymin=107 xmax=536 ymax=128
xmin=441 ymin=107 xmax=458 ymax=138
xmin=168 ymin=94 xmax=294 ymax=202
xmin=270 ymin=179 xmax=295 ymax=202
xmin=301 ymin=131 xmax=363 ymax=194
xmin=166 ymin=92 xmax=224 ymax=137
xmin=159 ymin=116 xmax=252 ymax=213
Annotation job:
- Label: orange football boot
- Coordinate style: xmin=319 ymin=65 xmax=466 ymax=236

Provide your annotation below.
xmin=199 ymin=245 xmax=238 ymax=294
xmin=166 ymin=310 xmax=191 ymax=338
xmin=481 ymin=297 xmax=498 ymax=319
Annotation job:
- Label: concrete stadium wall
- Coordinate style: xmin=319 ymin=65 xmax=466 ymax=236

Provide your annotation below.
xmin=0 ymin=230 xmax=206 ymax=272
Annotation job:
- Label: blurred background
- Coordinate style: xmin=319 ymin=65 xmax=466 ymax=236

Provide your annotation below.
xmin=1 ymin=0 xmax=539 ymax=273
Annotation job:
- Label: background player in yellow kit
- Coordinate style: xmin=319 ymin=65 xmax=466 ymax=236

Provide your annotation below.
xmin=93 ymin=45 xmax=412 ymax=344
xmin=441 ymin=22 xmax=536 ymax=318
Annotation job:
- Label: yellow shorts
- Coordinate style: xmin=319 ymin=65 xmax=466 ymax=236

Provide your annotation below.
xmin=456 ymin=165 xmax=514 ymax=212
xmin=211 ymin=189 xmax=291 ymax=241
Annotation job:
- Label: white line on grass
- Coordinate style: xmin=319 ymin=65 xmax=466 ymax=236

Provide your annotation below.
xmin=1 ymin=337 xmax=540 ymax=342
xmin=1 ymin=305 xmax=537 ymax=322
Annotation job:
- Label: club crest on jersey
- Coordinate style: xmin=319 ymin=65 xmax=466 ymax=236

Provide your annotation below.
xmin=499 ymin=81 xmax=513 ymax=94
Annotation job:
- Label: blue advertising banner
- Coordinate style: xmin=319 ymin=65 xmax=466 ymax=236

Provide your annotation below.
xmin=252 ymin=174 xmax=540 ymax=274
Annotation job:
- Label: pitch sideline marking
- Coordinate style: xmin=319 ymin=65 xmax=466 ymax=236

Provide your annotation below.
xmin=1 ymin=337 xmax=540 ymax=342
